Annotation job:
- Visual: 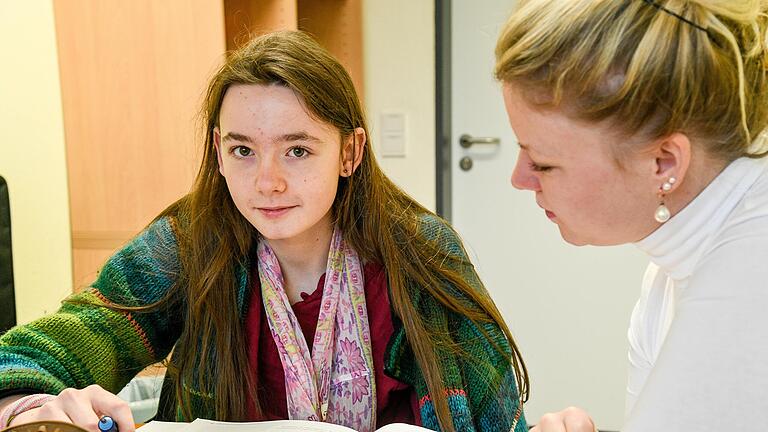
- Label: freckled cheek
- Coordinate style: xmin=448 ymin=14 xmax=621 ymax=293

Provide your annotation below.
xmin=298 ymin=174 xmax=336 ymax=192
xmin=538 ymin=179 xmax=566 ymax=204
xmin=583 ymin=185 xmax=625 ymax=226
xmin=231 ymin=184 xmax=254 ymax=207
xmin=554 ymin=194 xmax=582 ymax=218
xmin=222 ymin=164 xmax=252 ymax=184
xmin=545 ymin=183 xmax=591 ymax=216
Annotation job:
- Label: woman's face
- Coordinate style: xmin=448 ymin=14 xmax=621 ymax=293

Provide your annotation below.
xmin=503 ymin=85 xmax=663 ymax=246
xmin=214 ymin=84 xmax=345 ymax=244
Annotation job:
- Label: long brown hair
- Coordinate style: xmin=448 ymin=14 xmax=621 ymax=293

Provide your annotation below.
xmin=495 ymin=0 xmax=768 ymax=161
xmin=149 ymin=31 xmax=527 ymax=431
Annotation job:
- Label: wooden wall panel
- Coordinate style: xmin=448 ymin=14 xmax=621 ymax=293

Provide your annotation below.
xmin=224 ymin=0 xmax=298 ymax=50
xmin=53 ymin=1 xmax=227 ymax=287
xmin=298 ymin=0 xmax=363 ymax=98
xmin=71 ymin=248 xmax=118 ymax=292
xmin=224 ymin=0 xmax=363 ymax=99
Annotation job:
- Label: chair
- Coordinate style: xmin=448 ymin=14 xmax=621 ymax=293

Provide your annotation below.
xmin=0 ymin=176 xmax=18 ymax=332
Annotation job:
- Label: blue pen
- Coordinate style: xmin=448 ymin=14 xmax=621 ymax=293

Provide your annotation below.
xmin=98 ymin=415 xmax=119 ymax=432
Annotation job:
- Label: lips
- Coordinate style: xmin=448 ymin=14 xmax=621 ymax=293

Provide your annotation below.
xmin=256 ymin=206 xmax=297 ymax=218
xmin=536 ymin=201 xmax=556 ymax=220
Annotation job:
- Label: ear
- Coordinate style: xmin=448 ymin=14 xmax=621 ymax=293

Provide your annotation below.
xmin=340 ymin=127 xmax=366 ymax=177
xmin=651 ymin=132 xmax=691 ymax=194
xmin=213 ymin=127 xmax=224 ymax=176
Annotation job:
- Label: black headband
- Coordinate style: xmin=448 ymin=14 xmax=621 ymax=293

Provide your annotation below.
xmin=640 ymin=0 xmax=712 ymax=36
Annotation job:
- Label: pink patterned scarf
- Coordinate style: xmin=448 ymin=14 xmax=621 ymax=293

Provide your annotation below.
xmin=257 ymin=227 xmax=377 ymax=431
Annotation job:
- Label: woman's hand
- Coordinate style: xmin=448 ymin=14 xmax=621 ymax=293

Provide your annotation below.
xmin=9 ymin=385 xmax=135 ymax=432
xmin=530 ymin=407 xmax=597 ymax=432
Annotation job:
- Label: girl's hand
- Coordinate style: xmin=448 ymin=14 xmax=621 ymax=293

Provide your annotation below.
xmin=9 ymin=385 xmax=135 ymax=432
xmin=530 ymin=407 xmax=598 ymax=432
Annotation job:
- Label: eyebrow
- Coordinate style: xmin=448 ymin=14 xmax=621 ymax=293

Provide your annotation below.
xmin=518 ymin=142 xmax=546 ymax=154
xmin=518 ymin=141 xmax=553 ymax=160
xmin=221 ymin=131 xmax=323 ymax=144
xmin=518 ymin=142 xmax=537 ymax=153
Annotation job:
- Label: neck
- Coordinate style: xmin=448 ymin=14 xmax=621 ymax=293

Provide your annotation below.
xmin=667 ymin=154 xmax=729 ymax=218
xmin=265 ymin=214 xmax=334 ymax=303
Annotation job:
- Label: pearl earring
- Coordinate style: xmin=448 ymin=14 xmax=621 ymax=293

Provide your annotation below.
xmin=654 ymin=200 xmax=671 ymax=223
xmin=661 ymin=176 xmax=676 ymax=192
xmin=654 ymin=177 xmax=676 ymax=223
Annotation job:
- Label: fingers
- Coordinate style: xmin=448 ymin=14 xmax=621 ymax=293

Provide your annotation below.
xmin=10 ymin=403 xmax=72 ymax=426
xmin=52 ymin=387 xmax=101 ymax=430
xmin=534 ymin=406 xmax=596 ymax=432
xmin=538 ymin=411 xmax=567 ymax=432
xmin=86 ymin=385 xmax=136 ymax=432
xmin=562 ymin=406 xmax=597 ymax=432
xmin=8 ymin=385 xmax=135 ymax=432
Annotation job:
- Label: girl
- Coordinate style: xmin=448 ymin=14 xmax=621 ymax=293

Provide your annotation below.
xmin=0 ymin=31 xmax=527 ymax=432
xmin=495 ymin=0 xmax=768 ymax=431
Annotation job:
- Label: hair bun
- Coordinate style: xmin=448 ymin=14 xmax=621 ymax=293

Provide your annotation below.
xmin=692 ymin=0 xmax=767 ymax=40
xmin=685 ymin=0 xmax=768 ymax=60
xmin=687 ymin=0 xmax=765 ymax=22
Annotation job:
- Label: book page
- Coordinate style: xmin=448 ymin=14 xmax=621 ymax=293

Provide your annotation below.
xmin=376 ymin=423 xmax=432 ymax=431
xmin=137 ymin=421 xmax=190 ymax=431
xmin=186 ymin=419 xmax=355 ymax=432
xmin=137 ymin=419 xmax=431 ymax=431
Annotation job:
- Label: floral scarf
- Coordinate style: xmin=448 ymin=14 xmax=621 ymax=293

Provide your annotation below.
xmin=257 ymin=227 xmax=377 ymax=431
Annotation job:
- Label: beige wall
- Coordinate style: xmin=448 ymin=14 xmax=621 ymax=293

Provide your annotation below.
xmin=0 ymin=1 xmax=73 ymax=323
xmin=363 ymin=0 xmax=436 ymax=211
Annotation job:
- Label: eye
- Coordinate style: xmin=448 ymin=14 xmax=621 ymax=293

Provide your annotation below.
xmin=288 ymin=147 xmax=308 ymax=158
xmin=232 ymin=146 xmax=252 ymax=157
xmin=529 ymin=161 xmax=553 ymax=173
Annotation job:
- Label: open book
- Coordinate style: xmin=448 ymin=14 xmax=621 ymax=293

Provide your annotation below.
xmin=138 ymin=418 xmax=431 ymax=431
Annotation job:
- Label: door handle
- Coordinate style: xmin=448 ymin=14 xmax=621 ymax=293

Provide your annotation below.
xmin=459 ymin=134 xmax=501 ymax=148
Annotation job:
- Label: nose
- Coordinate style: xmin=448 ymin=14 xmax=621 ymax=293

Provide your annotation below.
xmin=510 ymin=149 xmax=541 ymax=191
xmin=255 ymin=157 xmax=287 ymax=194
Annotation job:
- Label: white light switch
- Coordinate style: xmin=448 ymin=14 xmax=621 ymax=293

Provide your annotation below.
xmin=380 ymin=112 xmax=406 ymax=157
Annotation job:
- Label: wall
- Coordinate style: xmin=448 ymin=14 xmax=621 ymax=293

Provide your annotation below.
xmin=363 ymin=0 xmax=436 ymax=211
xmin=0 ymin=0 xmax=73 ymax=324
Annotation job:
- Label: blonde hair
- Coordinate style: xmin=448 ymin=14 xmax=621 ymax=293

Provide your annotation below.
xmin=495 ymin=0 xmax=768 ymax=160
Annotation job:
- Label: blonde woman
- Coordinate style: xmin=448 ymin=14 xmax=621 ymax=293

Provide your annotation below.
xmin=495 ymin=0 xmax=768 ymax=431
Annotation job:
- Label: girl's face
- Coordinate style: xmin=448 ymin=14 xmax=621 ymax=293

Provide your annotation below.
xmin=503 ymin=85 xmax=663 ymax=246
xmin=214 ymin=84 xmax=346 ymax=244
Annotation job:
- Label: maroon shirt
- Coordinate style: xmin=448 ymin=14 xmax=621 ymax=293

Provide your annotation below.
xmin=244 ymin=262 xmax=421 ymax=427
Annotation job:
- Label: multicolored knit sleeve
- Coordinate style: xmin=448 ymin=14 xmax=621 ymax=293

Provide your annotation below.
xmin=416 ymin=214 xmax=528 ymax=432
xmin=0 ymin=217 xmax=183 ymax=396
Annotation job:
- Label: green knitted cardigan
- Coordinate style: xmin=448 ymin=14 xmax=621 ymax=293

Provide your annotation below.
xmin=0 ymin=215 xmax=526 ymax=431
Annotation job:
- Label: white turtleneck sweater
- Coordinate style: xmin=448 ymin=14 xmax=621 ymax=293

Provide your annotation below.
xmin=625 ymin=157 xmax=768 ymax=431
